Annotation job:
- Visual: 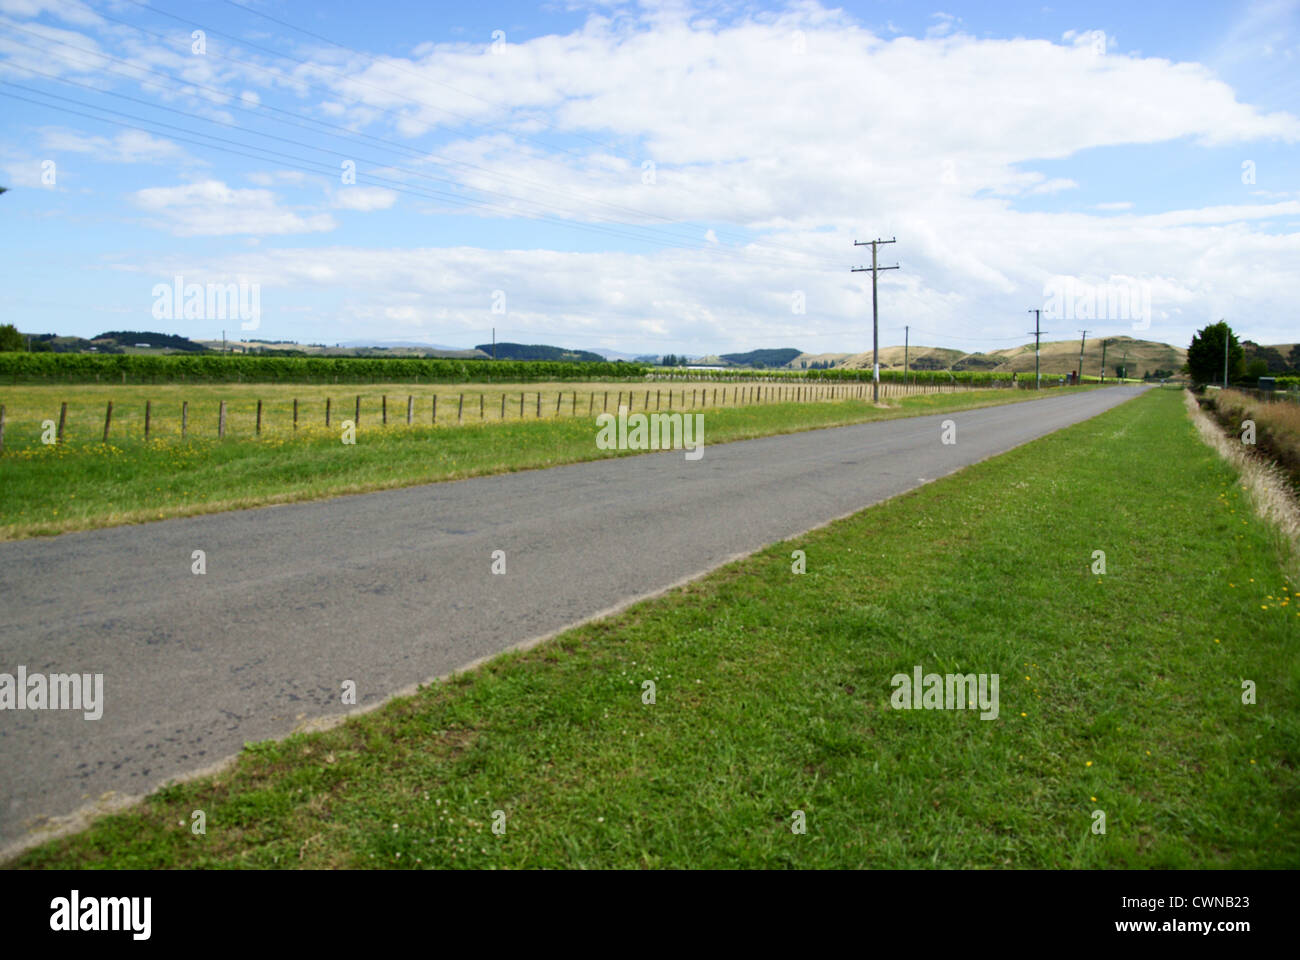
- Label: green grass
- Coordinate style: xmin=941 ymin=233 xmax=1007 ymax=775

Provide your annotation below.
xmin=0 ymin=381 xmax=1091 ymax=540
xmin=11 ymin=387 xmax=1297 ymax=869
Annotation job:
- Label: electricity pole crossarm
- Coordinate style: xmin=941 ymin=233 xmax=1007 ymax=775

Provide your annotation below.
xmin=852 ymin=237 xmax=899 ymax=403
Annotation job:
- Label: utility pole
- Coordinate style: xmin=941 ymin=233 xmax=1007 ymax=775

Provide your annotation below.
xmin=1100 ymin=338 xmax=1112 ymax=384
xmin=904 ymin=325 xmax=909 ymax=383
xmin=851 ymin=237 xmax=898 ymax=402
xmin=1027 ymin=309 xmax=1044 ymax=390
xmin=1077 ymin=330 xmax=1089 ymax=385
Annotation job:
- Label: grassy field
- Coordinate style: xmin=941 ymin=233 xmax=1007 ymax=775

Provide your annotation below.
xmin=11 ymin=386 xmax=1297 ymax=869
xmin=0 ymin=378 xmax=991 ymax=448
xmin=0 ymin=381 xmax=1091 ymax=541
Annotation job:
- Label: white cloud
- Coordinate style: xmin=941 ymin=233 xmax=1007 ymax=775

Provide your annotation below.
xmin=0 ymin=0 xmax=103 ymax=28
xmin=132 ymin=180 xmax=337 ymax=236
xmin=39 ymin=128 xmax=191 ymax=165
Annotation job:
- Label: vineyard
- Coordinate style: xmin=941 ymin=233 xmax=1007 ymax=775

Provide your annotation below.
xmin=0 ymin=352 xmax=648 ymax=384
xmin=9 ymin=352 xmax=1287 ymax=389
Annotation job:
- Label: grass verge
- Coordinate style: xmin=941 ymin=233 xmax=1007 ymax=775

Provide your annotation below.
xmin=0 ymin=384 xmax=1093 ymax=540
xmin=1201 ymin=389 xmax=1300 ymax=489
xmin=10 ymin=386 xmax=1297 ymax=868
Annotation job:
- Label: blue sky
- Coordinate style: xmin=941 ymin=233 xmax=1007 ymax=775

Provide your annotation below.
xmin=2 ymin=0 xmax=1297 ymax=356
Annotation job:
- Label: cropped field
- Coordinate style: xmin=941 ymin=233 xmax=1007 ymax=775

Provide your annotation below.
xmin=12 ymin=386 xmax=1296 ymax=869
xmin=0 ymin=381 xmax=1093 ymax=540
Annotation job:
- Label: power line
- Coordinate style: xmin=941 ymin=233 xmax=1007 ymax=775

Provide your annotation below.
xmin=0 ymin=83 xmax=843 ymax=271
xmin=1 ymin=62 xmax=790 ymax=262
xmin=2 ymin=28 xmax=841 ymax=269
xmin=104 ymin=1 xmax=825 ymax=262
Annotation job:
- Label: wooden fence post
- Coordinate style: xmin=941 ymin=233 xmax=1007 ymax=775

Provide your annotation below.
xmin=433 ymin=395 xmax=438 ymax=423
xmin=535 ymin=392 xmax=541 ymax=418
xmin=355 ymin=395 xmax=361 ymax=426
xmin=408 ymin=395 xmax=414 ymax=425
xmin=143 ymin=400 xmax=150 ymax=440
xmin=326 ymin=397 xmax=331 ymax=427
xmin=218 ymin=400 xmax=226 ymax=439
xmin=57 ymin=401 xmax=67 ymax=443
xmin=480 ymin=394 xmax=485 ymax=420
xmin=458 ymin=393 xmax=464 ymax=423
xmin=103 ymin=401 xmax=113 ymax=442
xmin=256 ymin=399 xmax=263 ymax=436
xmin=555 ymin=392 xmax=562 ymax=414
xmin=294 ymin=398 xmax=299 ymax=431
xmin=501 ymin=394 xmax=506 ymax=419
xmin=604 ymin=391 xmax=609 ymax=412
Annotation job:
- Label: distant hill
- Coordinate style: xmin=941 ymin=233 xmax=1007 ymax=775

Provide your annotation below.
xmin=801 ymin=337 xmax=1189 ymax=378
xmin=22 ymin=333 xmax=122 ymax=354
xmin=95 ymin=331 xmax=208 ymax=352
xmin=473 ymin=342 xmax=608 ymax=363
xmin=719 ymin=348 xmax=802 ymax=368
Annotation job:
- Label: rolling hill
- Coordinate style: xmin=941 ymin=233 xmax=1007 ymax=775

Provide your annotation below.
xmin=793 ymin=337 xmax=1187 ymax=377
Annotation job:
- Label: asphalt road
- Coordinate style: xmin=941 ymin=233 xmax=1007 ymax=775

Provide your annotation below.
xmin=0 ymin=385 xmax=1145 ymax=850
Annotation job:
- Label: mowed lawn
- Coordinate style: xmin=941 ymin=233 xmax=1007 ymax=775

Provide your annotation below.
xmin=0 ymin=382 xmax=1087 ymax=540
xmin=12 ymin=387 xmax=1298 ymax=868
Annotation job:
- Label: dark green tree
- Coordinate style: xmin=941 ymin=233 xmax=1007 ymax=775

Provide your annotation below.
xmin=1186 ymin=321 xmax=1244 ymax=385
xmin=0 ymin=323 xmax=25 ymax=351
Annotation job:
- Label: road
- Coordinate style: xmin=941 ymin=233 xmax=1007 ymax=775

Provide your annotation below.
xmin=0 ymin=385 xmax=1145 ymax=851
